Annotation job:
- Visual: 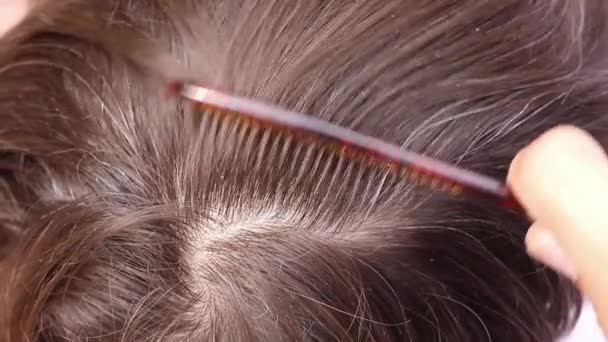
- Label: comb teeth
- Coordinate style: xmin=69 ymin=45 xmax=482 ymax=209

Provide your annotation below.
xmin=193 ymin=102 xmax=467 ymax=199
xmin=174 ymin=82 xmax=524 ymax=211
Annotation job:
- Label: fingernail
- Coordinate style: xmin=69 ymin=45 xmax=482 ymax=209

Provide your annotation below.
xmin=525 ymin=223 xmax=578 ymax=281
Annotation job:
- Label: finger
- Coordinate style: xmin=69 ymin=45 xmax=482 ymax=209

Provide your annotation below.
xmin=0 ymin=0 xmax=30 ymax=37
xmin=525 ymin=222 xmax=577 ymax=281
xmin=507 ymin=125 xmax=608 ymax=333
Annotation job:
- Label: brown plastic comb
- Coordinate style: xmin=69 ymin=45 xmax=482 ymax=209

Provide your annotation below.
xmin=169 ymin=81 xmax=521 ymax=210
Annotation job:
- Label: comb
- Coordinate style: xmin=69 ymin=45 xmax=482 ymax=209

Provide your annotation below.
xmin=169 ymin=81 xmax=521 ymax=210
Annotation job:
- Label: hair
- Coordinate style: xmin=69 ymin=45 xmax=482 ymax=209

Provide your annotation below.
xmin=1 ymin=0 xmax=607 ymax=341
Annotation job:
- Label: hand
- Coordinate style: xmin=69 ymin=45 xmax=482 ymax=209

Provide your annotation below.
xmin=508 ymin=125 xmax=608 ymax=335
xmin=0 ymin=0 xmax=30 ymax=37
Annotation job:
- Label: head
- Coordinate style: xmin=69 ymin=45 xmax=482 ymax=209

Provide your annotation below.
xmin=1 ymin=0 xmax=607 ymax=341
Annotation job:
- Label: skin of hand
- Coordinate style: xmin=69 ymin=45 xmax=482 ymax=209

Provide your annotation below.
xmin=0 ymin=0 xmax=30 ymax=37
xmin=508 ymin=125 xmax=608 ymax=336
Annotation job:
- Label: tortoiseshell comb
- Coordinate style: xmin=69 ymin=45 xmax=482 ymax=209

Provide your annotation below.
xmin=169 ymin=81 xmax=521 ymax=210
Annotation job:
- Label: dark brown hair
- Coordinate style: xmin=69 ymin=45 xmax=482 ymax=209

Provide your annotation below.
xmin=1 ymin=0 xmax=607 ymax=341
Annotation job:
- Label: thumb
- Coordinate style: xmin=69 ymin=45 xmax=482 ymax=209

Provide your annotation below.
xmin=507 ymin=125 xmax=608 ymax=335
xmin=0 ymin=0 xmax=30 ymax=37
